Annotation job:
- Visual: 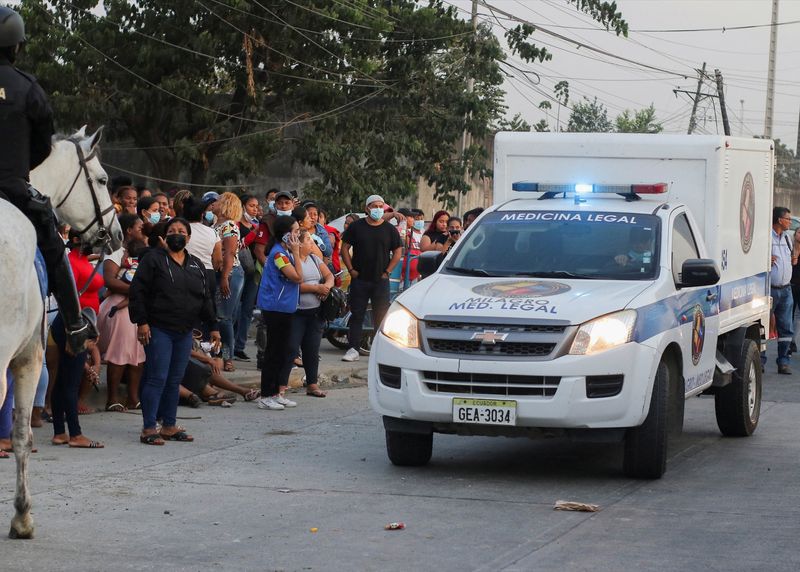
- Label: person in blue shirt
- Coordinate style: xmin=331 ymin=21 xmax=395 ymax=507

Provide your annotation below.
xmin=769 ymin=206 xmax=794 ymax=374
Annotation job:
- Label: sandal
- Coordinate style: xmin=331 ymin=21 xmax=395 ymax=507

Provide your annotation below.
xmin=77 ymin=404 xmax=97 ymax=415
xmin=140 ymin=433 xmax=165 ymax=446
xmin=205 ymin=393 xmax=236 ymax=406
xmin=244 ymin=388 xmax=260 ymax=402
xmin=183 ymin=394 xmax=202 ymax=408
xmin=105 ymin=403 xmax=127 ymax=412
xmin=306 ymin=389 xmax=327 ymax=398
xmin=223 ymin=360 xmax=236 ymax=372
xmin=0 ymin=451 xmax=8 ymax=459
xmin=69 ymin=440 xmax=104 ymax=449
xmin=160 ymin=431 xmax=194 ymax=442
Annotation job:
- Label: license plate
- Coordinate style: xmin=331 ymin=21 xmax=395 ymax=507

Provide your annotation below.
xmin=452 ymin=398 xmax=517 ymax=426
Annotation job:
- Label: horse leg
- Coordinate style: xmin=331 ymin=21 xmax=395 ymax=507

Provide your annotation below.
xmin=8 ymin=334 xmax=43 ymax=540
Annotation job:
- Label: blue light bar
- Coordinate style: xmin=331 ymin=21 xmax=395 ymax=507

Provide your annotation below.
xmin=511 ymin=181 xmax=539 ymax=192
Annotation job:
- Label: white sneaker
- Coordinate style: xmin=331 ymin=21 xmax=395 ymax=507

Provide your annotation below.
xmin=275 ymin=395 xmax=297 ymax=408
xmin=256 ymin=397 xmax=285 ymax=410
xmin=342 ymin=348 xmax=360 ymax=362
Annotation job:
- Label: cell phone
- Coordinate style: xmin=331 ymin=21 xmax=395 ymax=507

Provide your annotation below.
xmin=290 ymin=190 xmax=298 ymax=198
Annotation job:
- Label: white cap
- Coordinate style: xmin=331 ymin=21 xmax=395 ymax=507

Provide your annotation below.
xmin=365 ymin=194 xmax=384 ymax=207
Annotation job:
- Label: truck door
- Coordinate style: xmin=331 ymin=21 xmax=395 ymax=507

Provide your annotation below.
xmin=671 ymin=210 xmax=720 ymax=395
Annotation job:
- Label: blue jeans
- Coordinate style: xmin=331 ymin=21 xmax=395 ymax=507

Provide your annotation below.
xmin=770 ymin=286 xmax=794 ymax=366
xmin=51 ymin=314 xmax=88 ymax=438
xmin=235 ymin=271 xmax=259 ymax=353
xmin=0 ymin=374 xmax=12 ymax=439
xmin=216 ymin=265 xmax=245 ymax=360
xmin=140 ymin=326 xmax=193 ymax=430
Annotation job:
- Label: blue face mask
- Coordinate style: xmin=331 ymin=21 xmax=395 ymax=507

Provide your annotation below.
xmin=369 ymin=208 xmax=384 ymax=221
xmin=204 ymin=211 xmax=215 ymax=224
xmin=413 ymin=220 xmax=425 ymax=231
xmin=268 ymin=201 xmax=275 ymax=211
xmin=148 ymin=212 xmax=161 ymax=224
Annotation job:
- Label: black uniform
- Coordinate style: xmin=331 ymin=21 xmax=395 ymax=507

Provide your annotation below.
xmin=0 ymin=54 xmax=93 ymax=354
xmin=0 ymin=55 xmax=63 ymax=270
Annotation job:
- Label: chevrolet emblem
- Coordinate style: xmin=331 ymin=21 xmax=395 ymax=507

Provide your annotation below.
xmin=470 ymin=330 xmax=508 ymax=345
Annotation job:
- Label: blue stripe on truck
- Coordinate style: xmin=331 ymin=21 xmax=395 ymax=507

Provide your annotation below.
xmin=632 ymin=273 xmax=767 ymax=342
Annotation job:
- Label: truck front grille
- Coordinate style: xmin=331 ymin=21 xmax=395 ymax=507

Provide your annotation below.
xmin=423 ymin=371 xmax=561 ymax=397
xmin=427 ymin=339 xmax=555 ymax=357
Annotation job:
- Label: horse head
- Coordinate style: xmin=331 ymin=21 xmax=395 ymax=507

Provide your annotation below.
xmin=30 ymin=126 xmax=123 ymax=253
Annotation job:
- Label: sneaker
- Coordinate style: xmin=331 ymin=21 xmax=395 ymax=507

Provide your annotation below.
xmin=778 ymin=364 xmax=792 ymax=375
xmin=234 ymin=350 xmax=251 ymax=361
xmin=256 ymin=397 xmax=285 ymax=410
xmin=275 ymin=395 xmax=297 ymax=408
xmin=342 ymin=348 xmax=360 ymax=362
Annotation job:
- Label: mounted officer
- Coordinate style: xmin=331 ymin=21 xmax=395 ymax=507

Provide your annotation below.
xmin=0 ymin=6 xmax=93 ymax=354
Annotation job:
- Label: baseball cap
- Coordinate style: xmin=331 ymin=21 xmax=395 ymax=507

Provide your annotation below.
xmin=274 ymin=190 xmax=293 ymax=201
xmin=397 ymin=207 xmax=414 ymax=217
xmin=202 ymin=191 xmax=220 ymax=204
xmin=365 ymin=194 xmax=384 ymax=207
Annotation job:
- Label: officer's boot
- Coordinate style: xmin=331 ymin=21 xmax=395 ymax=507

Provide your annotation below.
xmin=50 ymin=250 xmax=97 ymax=355
xmin=23 ymin=187 xmax=96 ymax=355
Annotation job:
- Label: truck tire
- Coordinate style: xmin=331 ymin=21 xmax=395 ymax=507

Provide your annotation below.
xmin=623 ymin=360 xmax=669 ymax=479
xmin=385 ymin=430 xmax=433 ymax=466
xmin=715 ymin=338 xmax=761 ymax=437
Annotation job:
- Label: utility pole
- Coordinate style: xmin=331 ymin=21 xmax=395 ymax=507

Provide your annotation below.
xmin=739 ymin=99 xmax=745 ymax=136
xmin=796 ymin=106 xmax=800 ymax=180
xmin=458 ymin=0 xmax=478 ymax=215
xmin=715 ymin=69 xmax=731 ymax=136
xmin=687 ymin=62 xmax=706 ymax=134
xmin=764 ymin=0 xmax=779 ymax=138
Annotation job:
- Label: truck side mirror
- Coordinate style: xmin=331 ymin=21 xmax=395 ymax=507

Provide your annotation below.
xmin=679 ymin=259 xmax=720 ymax=288
xmin=418 ymin=251 xmax=444 ymax=279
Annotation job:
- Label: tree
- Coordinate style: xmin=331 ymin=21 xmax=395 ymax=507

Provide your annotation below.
xmin=495 ymin=113 xmax=531 ymax=132
xmin=773 ymin=139 xmax=800 ymax=189
xmin=615 ymin=104 xmax=663 ymax=133
xmin=19 ymin=0 xmax=505 ymax=208
xmin=566 ymin=97 xmax=612 ymax=133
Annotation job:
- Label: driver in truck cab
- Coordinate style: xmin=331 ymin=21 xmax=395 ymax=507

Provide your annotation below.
xmin=613 ymin=228 xmax=653 ymax=270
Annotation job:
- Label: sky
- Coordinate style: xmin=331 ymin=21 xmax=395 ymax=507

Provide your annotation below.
xmin=450 ymin=0 xmax=800 ymax=148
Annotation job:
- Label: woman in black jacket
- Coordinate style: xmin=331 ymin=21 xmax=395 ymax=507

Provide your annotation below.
xmin=129 ymin=218 xmax=221 ymax=445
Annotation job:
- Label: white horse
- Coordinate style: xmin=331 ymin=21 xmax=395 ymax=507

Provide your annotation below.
xmin=0 ymin=126 xmax=122 ymax=539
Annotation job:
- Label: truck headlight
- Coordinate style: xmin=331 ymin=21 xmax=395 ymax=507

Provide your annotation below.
xmin=569 ymin=310 xmax=637 ymax=355
xmin=381 ymin=303 xmax=419 ymax=349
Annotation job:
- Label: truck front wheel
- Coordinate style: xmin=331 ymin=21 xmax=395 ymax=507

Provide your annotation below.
xmin=385 ymin=430 xmax=433 ymax=466
xmin=623 ymin=360 xmax=669 ymax=479
xmin=715 ymin=338 xmax=761 ymax=436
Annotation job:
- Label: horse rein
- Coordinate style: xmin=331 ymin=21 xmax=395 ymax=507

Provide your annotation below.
xmin=54 ymin=139 xmax=116 ymax=296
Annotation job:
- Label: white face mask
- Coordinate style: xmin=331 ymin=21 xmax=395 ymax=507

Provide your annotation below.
xmin=277 ymin=209 xmax=293 ymax=217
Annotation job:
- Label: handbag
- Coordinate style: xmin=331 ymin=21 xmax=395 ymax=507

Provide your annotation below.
xmin=320 ymin=286 xmax=346 ymax=322
xmin=238 ymin=245 xmax=256 ymax=275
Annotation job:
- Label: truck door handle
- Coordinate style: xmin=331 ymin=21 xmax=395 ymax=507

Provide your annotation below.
xmin=706 ymin=291 xmax=717 ymax=302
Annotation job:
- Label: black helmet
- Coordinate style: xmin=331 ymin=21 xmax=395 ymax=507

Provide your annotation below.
xmin=0 ymin=7 xmax=25 ymax=49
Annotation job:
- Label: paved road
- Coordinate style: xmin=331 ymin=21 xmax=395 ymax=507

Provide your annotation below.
xmin=1 ymin=340 xmax=799 ymax=571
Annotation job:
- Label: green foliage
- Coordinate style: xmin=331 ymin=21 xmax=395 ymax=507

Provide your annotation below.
xmin=773 ymin=138 xmax=800 ymax=189
xmin=615 ymin=104 xmax=663 ymax=133
xmin=495 ymin=113 xmax=531 ymax=132
xmin=566 ymin=97 xmax=612 ymax=133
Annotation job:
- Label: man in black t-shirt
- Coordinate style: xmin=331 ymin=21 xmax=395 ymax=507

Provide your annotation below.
xmin=340 ymin=194 xmax=403 ymax=361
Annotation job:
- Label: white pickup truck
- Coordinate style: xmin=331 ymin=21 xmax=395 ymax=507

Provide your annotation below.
xmin=369 ymin=133 xmax=774 ymax=478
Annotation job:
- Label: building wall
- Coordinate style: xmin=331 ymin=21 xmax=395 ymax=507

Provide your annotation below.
xmin=774 ymin=187 xmax=800 ymax=215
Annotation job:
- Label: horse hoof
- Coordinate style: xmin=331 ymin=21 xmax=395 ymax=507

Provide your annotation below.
xmin=9 ymin=524 xmax=34 ymax=539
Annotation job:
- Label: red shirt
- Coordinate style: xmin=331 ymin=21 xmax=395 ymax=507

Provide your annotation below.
xmin=68 ymin=249 xmax=104 ymax=314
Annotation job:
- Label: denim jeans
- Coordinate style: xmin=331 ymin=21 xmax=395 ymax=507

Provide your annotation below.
xmin=235 ymin=271 xmax=259 ymax=353
xmin=771 ymin=286 xmax=794 ymax=366
xmin=260 ymin=311 xmax=294 ymax=397
xmin=289 ymin=308 xmax=325 ymax=385
xmin=0 ymin=374 xmax=12 ymax=439
xmin=140 ymin=326 xmax=193 ymax=430
xmin=216 ymin=265 xmax=245 ymax=360
xmin=348 ymin=277 xmax=390 ymax=351
xmin=51 ymin=314 xmax=88 ymax=438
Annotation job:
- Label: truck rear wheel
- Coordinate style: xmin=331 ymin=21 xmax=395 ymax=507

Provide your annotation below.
xmin=624 ymin=360 xmax=669 ymax=479
xmin=715 ymin=338 xmax=761 ymax=437
xmin=385 ymin=430 xmax=433 ymax=466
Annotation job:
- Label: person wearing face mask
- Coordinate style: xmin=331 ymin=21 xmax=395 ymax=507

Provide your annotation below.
xmin=265 ymin=188 xmax=278 ymax=214
xmin=137 ymin=196 xmax=162 ymax=236
xmin=253 ymin=190 xmax=294 ymax=268
xmin=233 ymin=194 xmax=261 ymax=361
xmin=340 ymin=195 xmax=403 ymax=362
xmin=184 ymin=196 xmax=223 ymax=295
xmin=129 ymin=217 xmax=221 ymax=445
xmin=255 ymin=215 xmax=304 ymax=411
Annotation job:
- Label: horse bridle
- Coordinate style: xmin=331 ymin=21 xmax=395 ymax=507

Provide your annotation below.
xmin=54 ymin=139 xmax=116 ymax=295
xmin=54 ymin=139 xmax=115 ymax=250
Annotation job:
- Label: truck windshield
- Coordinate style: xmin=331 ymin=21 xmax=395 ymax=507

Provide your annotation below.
xmin=445 ymin=210 xmax=660 ymax=280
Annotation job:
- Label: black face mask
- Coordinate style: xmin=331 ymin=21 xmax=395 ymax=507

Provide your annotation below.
xmin=165 ymin=234 xmax=187 ymax=252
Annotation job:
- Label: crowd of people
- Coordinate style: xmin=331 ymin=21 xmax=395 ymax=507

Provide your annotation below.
xmin=0 ymin=172 xmax=486 ymax=454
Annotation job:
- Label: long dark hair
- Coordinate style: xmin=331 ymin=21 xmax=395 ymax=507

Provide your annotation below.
xmin=268 ymin=216 xmax=297 ymax=252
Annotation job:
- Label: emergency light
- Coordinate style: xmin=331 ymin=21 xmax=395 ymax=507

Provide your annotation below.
xmin=511 ymin=181 xmax=668 ymax=203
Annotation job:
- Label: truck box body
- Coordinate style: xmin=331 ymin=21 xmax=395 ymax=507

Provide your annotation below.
xmin=369 ymin=133 xmax=775 ymax=478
